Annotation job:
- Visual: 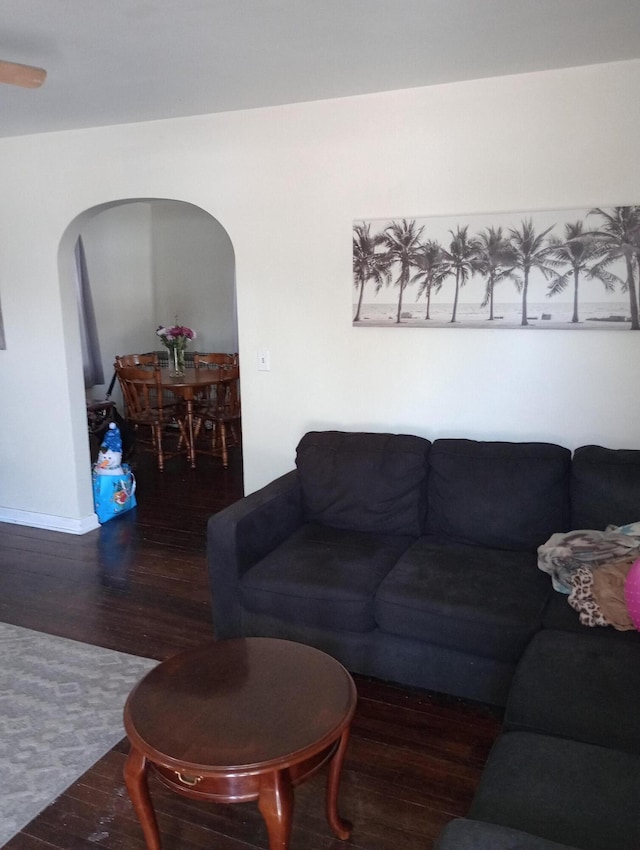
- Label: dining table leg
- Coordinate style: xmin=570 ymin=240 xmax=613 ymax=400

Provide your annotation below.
xmin=186 ymin=399 xmax=196 ymax=468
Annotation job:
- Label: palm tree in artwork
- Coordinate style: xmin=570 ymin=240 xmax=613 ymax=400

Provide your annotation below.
xmin=410 ymin=240 xmax=450 ymax=319
xmin=442 ymin=226 xmax=480 ymax=323
xmin=586 ymin=206 xmax=640 ymax=330
xmin=475 ymin=226 xmax=518 ymax=321
xmin=508 ymin=219 xmax=557 ymax=326
xmin=353 ymin=222 xmax=392 ymax=322
xmin=546 ymin=221 xmax=616 ymax=323
xmin=384 ymin=219 xmax=425 ymax=323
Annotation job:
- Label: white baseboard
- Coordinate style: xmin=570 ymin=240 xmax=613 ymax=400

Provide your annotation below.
xmin=0 ymin=508 xmax=100 ymax=535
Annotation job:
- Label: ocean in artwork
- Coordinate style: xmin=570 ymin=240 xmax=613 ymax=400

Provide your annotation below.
xmin=354 ymin=301 xmax=632 ymax=329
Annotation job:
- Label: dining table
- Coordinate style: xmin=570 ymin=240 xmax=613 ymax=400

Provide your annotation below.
xmin=156 ymin=366 xmax=238 ymax=468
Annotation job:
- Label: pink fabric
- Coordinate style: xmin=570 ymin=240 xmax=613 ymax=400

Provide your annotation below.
xmin=624 ymin=559 xmax=640 ymax=630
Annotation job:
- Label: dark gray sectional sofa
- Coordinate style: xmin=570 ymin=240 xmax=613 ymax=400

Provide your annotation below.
xmin=436 ymin=627 xmax=640 ymax=850
xmin=207 ymin=430 xmax=640 ymax=850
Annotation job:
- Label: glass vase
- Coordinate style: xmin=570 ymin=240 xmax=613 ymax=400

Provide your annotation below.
xmin=170 ymin=346 xmax=186 ymax=377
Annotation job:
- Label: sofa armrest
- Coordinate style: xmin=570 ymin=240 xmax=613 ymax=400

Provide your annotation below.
xmin=207 ymin=470 xmax=303 ymax=638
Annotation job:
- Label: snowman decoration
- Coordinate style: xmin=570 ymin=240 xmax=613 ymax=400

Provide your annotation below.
xmin=96 ymin=422 xmax=124 ymax=476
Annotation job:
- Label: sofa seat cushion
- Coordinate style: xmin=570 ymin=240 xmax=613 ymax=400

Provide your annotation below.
xmin=426 ymin=439 xmax=571 ymax=550
xmin=571 ymin=445 xmax=640 ymax=529
xmin=239 ymin=523 xmax=414 ymax=632
xmin=435 ymin=818 xmax=582 ymax=850
xmin=374 ymin=538 xmax=549 ymax=661
xmin=295 ymin=431 xmax=430 ymax=535
xmin=505 ymin=630 xmax=640 ymax=753
xmin=542 ymin=591 xmax=640 ymax=643
xmin=470 ymin=732 xmax=640 ymax=850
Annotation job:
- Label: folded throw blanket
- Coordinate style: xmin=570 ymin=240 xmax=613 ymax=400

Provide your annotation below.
xmin=537 ymin=522 xmax=640 ymax=593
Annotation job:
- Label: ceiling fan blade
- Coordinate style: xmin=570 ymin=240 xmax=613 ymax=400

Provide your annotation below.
xmin=0 ymin=60 xmax=46 ymax=88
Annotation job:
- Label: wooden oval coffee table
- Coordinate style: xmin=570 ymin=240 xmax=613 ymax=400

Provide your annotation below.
xmin=123 ymin=637 xmax=357 ymax=850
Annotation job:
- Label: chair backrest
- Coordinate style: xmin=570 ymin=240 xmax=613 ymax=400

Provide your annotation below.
xmin=115 ymin=352 xmax=159 ymax=369
xmin=154 ymin=349 xmax=197 ymax=368
xmin=115 ymin=364 xmax=165 ymax=420
xmin=194 ymin=352 xmax=239 ymax=371
xmin=214 ymin=366 xmax=241 ymax=419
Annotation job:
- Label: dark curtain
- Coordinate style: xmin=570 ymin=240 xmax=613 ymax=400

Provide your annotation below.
xmin=75 ymin=236 xmax=104 ymax=388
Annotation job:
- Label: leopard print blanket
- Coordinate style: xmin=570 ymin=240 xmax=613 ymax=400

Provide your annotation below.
xmin=567 ymin=556 xmax=637 ymax=630
xmin=568 ymin=566 xmax=609 ymax=627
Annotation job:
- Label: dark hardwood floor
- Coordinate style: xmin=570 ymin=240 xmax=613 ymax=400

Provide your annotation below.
xmin=0 ymin=445 xmax=502 ymax=850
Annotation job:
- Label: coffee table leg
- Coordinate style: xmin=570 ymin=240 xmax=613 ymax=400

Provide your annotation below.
xmin=124 ymin=745 xmax=162 ymax=850
xmin=326 ymin=727 xmax=352 ymax=839
xmin=258 ymin=770 xmax=294 ymax=850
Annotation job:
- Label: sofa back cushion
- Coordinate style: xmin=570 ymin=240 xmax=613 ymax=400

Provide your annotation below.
xmin=426 ymin=439 xmax=571 ymax=550
xmin=571 ymin=445 xmax=640 ymax=530
xmin=296 ymin=431 xmax=431 ymax=536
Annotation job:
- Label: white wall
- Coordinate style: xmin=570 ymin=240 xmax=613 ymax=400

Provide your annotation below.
xmin=151 ymin=201 xmax=238 ymax=354
xmin=0 ymin=59 xmax=639 ymax=532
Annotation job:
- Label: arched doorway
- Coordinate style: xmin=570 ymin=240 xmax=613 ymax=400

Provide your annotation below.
xmin=69 ymin=199 xmax=236 ymax=403
xmin=59 ymin=198 xmax=240 ymax=514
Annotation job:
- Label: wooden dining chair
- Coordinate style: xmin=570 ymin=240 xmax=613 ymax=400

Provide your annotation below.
xmin=116 ymin=351 xmax=183 ymax=410
xmin=192 ymin=352 xmax=238 ymax=404
xmin=194 ymin=353 xmax=238 ymax=368
xmin=193 ymin=353 xmax=238 ymax=394
xmin=154 ymin=349 xmax=197 ymax=369
xmin=115 ymin=352 xmax=159 ymax=369
xmin=191 ymin=355 xmax=241 ymax=468
xmin=115 ymin=364 xmax=188 ymax=471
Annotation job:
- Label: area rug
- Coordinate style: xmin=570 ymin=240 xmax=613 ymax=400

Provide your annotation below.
xmin=0 ymin=622 xmax=157 ymax=846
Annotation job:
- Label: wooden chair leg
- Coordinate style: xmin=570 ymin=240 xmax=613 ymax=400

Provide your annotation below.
xmin=219 ymin=422 xmax=228 ymax=468
xmin=154 ymin=424 xmax=164 ymax=472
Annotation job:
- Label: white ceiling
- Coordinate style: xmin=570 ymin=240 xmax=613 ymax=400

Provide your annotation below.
xmin=2 ymin=0 xmax=640 ymax=139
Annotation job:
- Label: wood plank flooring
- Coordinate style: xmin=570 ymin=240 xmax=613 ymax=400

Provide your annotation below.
xmin=0 ymin=446 xmax=502 ymax=850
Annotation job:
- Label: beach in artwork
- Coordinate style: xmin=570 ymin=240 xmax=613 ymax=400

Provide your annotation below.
xmin=355 ymin=301 xmax=632 ymax=330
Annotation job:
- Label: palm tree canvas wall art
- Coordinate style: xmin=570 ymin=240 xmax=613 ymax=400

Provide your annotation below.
xmin=353 ymin=205 xmax=640 ymax=329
